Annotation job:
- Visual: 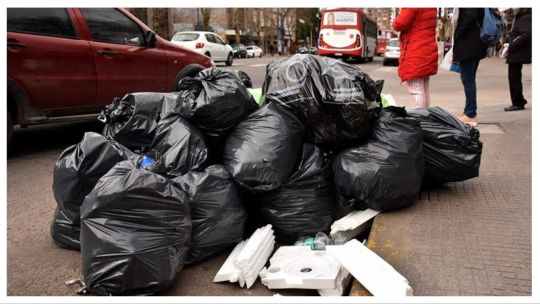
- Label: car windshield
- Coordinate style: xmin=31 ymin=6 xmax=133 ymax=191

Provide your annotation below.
xmin=172 ymin=33 xmax=199 ymax=42
xmin=246 ymin=46 xmax=253 ymax=50
xmin=388 ymin=39 xmax=399 ymax=47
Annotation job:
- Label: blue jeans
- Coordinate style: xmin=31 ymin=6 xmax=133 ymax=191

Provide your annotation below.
xmin=460 ymin=60 xmax=480 ymax=118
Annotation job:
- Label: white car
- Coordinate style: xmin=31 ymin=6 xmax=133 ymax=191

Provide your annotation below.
xmin=246 ymin=45 xmax=263 ymax=58
xmin=171 ymin=31 xmax=234 ymax=66
xmin=383 ymin=38 xmax=400 ymax=66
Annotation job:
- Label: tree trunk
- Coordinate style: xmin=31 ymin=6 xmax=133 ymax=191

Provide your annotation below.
xmin=127 ymin=8 xmax=148 ymax=26
xmin=231 ymin=8 xmax=241 ymax=44
xmin=151 ymin=8 xmax=170 ymax=40
xmin=201 ymin=8 xmax=212 ymax=31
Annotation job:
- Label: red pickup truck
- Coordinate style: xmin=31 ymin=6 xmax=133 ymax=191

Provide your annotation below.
xmin=7 ymin=8 xmax=213 ymax=143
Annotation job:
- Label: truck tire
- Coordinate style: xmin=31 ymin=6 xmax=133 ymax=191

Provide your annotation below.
xmin=172 ymin=64 xmax=205 ymax=91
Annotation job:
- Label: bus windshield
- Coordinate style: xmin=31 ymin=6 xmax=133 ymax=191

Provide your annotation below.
xmin=323 ymin=11 xmax=358 ymax=27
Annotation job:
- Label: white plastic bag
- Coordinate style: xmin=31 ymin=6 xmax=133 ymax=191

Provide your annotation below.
xmin=500 ymin=43 xmax=509 ymax=58
xmin=440 ymin=48 xmax=461 ymax=73
xmin=440 ymin=48 xmax=454 ymax=71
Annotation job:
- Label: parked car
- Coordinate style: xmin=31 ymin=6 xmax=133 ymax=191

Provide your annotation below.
xmin=7 ymin=8 xmax=213 ymax=144
xmin=231 ymin=44 xmax=247 ymax=58
xmin=246 ymin=45 xmax=263 ymax=58
xmin=296 ymin=47 xmax=309 ymax=54
xmin=308 ymin=47 xmax=318 ymax=55
xmin=376 ymin=38 xmax=388 ymax=56
xmin=171 ymin=31 xmax=233 ymax=66
xmin=383 ymin=38 xmax=400 ymax=66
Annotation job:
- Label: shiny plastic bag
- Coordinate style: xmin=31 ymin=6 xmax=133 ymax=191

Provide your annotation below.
xmin=223 ymin=102 xmax=304 ymax=192
xmin=100 ymin=93 xmax=178 ymax=150
xmin=234 ymin=70 xmax=253 ymax=88
xmin=50 ymin=132 xmax=133 ymax=250
xmin=80 ymin=155 xmax=191 ymax=295
xmin=250 ymin=143 xmax=335 ymax=243
xmin=176 ymin=68 xmax=259 ymax=138
xmin=150 ymin=113 xmax=208 ymax=177
xmin=262 ymin=54 xmax=383 ymax=148
xmin=334 ymin=107 xmax=424 ymax=211
xmin=173 ymin=165 xmax=246 ymax=263
xmin=408 ymin=106 xmax=483 ymax=185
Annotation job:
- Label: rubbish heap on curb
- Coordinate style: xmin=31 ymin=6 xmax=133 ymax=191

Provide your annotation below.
xmin=50 ymin=54 xmax=483 ymax=296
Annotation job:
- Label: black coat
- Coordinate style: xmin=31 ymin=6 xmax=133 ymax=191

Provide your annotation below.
xmin=453 ymin=8 xmax=488 ymax=61
xmin=507 ymin=9 xmax=532 ymax=64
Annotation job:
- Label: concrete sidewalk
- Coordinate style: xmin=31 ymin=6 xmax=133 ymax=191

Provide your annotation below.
xmin=351 ymin=103 xmax=532 ymax=296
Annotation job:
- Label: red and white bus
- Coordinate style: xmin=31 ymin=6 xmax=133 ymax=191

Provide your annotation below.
xmin=318 ymin=8 xmax=377 ymax=61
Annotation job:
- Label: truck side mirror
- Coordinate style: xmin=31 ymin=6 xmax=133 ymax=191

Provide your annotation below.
xmin=145 ymin=31 xmax=157 ymax=48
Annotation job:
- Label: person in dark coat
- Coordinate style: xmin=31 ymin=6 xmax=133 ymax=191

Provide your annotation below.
xmin=453 ymin=8 xmax=488 ymax=126
xmin=504 ymin=8 xmax=531 ymax=111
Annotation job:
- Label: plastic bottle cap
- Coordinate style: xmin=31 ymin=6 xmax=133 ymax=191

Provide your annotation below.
xmin=140 ymin=156 xmax=155 ymax=170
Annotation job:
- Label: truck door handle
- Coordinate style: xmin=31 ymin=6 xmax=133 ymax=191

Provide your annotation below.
xmin=97 ymin=49 xmax=116 ymax=56
xmin=7 ymin=39 xmax=26 ymax=48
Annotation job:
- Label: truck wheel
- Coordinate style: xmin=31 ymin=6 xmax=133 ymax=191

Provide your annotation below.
xmin=226 ymin=53 xmax=233 ymax=66
xmin=7 ymin=109 xmax=13 ymax=146
xmin=172 ymin=64 xmax=205 ymax=91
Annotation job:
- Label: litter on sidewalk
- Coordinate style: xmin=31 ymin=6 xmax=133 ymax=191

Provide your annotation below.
xmin=213 ymin=224 xmax=275 ymax=289
xmin=330 ymin=208 xmax=380 ymax=245
xmin=259 ymin=245 xmax=341 ymax=290
xmin=326 ymin=239 xmax=414 ymax=297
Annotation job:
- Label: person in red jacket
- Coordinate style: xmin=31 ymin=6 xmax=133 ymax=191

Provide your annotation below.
xmin=392 ymin=8 xmax=438 ymax=108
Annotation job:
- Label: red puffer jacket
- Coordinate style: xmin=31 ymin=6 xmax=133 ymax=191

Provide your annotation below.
xmin=392 ymin=8 xmax=438 ymax=81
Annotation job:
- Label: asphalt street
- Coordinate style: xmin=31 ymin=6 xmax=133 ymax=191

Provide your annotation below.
xmin=6 ymin=54 xmax=532 ymax=296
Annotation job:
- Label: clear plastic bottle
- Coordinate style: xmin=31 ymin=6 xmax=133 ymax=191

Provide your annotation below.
xmin=294 ymin=232 xmax=332 ymax=250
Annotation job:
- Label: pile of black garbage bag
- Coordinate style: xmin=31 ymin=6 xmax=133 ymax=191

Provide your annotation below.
xmin=50 ymin=55 xmax=483 ymax=296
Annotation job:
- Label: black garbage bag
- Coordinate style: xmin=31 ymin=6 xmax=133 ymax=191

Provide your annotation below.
xmin=80 ymin=155 xmax=191 ymax=295
xmin=234 ymin=70 xmax=253 ymax=88
xmin=223 ymin=102 xmax=304 ymax=192
xmin=249 ymin=143 xmax=335 ymax=243
xmin=176 ymin=68 xmax=259 ymax=138
xmin=150 ymin=113 xmax=208 ymax=177
xmin=100 ymin=93 xmax=178 ymax=150
xmin=50 ymin=132 xmax=133 ymax=250
xmin=333 ymin=107 xmax=424 ymax=211
xmin=408 ymin=106 xmax=483 ymax=184
xmin=173 ymin=165 xmax=246 ymax=263
xmin=262 ymin=54 xmax=383 ymax=148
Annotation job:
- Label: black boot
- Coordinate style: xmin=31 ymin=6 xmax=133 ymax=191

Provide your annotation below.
xmin=504 ymin=105 xmax=525 ymax=111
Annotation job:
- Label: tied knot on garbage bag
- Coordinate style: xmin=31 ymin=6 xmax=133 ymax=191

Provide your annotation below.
xmin=101 ymin=93 xmax=178 ymax=151
xmin=176 ymin=68 xmax=259 ymax=138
